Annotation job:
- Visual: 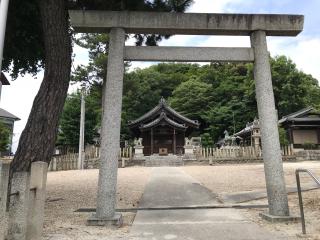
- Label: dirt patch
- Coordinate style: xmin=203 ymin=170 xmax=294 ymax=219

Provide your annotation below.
xmin=183 ymin=161 xmax=320 ymax=239
xmin=44 ymin=161 xmax=320 ymax=239
xmin=239 ymin=192 xmax=320 ymax=240
xmin=182 ymin=161 xmax=320 ymax=194
xmin=44 ymin=167 xmax=151 ymax=239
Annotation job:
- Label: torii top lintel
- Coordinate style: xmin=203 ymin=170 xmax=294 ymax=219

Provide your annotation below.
xmin=69 ymin=10 xmax=304 ymax=36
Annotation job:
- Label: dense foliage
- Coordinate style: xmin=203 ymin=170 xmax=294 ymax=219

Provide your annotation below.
xmin=57 ymin=83 xmax=102 ymax=147
xmin=0 ymin=122 xmax=10 ymax=152
xmin=4 ymin=0 xmax=193 ymax=78
xmin=58 ymin=56 xmax=320 ymax=146
xmin=5 ymin=0 xmax=193 ymax=172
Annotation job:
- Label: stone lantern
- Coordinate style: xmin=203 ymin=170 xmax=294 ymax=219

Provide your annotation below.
xmin=252 ymin=117 xmax=261 ymax=150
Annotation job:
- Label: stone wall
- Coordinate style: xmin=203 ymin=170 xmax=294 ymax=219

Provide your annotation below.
xmin=295 ymin=150 xmax=320 ymax=161
xmin=0 ymin=161 xmax=48 ymax=240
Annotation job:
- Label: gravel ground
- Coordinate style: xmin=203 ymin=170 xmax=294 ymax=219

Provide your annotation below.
xmin=44 ymin=167 xmax=151 ymax=239
xmin=182 ymin=161 xmax=320 ymax=194
xmin=240 ymin=192 xmax=320 ymax=240
xmin=183 ymin=161 xmax=320 ymax=240
xmin=43 ymin=161 xmax=320 ymax=239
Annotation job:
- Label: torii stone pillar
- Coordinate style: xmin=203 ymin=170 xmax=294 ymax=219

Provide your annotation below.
xmin=87 ymin=28 xmax=125 ymax=226
xmin=251 ymin=30 xmax=290 ymax=218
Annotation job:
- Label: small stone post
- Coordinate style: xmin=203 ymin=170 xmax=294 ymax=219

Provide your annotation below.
xmin=7 ymin=171 xmax=30 ymax=240
xmin=184 ymin=138 xmax=196 ymax=161
xmin=121 ymin=157 xmax=125 ymax=168
xmin=52 ymin=157 xmax=57 ymax=171
xmin=26 ymin=161 xmax=48 ymax=240
xmin=252 ymin=118 xmax=261 ymax=153
xmin=0 ymin=160 xmax=10 ymax=240
xmin=133 ymin=138 xmax=144 ymax=160
xmin=87 ymin=28 xmax=125 ymax=226
xmin=251 ymin=30 xmax=289 ymax=218
xmin=129 ymin=147 xmax=133 ymax=160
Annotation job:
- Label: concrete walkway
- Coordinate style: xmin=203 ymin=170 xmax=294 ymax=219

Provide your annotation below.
xmin=138 ymin=167 xmax=218 ymax=208
xmin=130 ymin=167 xmax=284 ymax=240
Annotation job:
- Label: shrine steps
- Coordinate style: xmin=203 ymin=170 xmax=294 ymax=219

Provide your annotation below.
xmin=145 ymin=154 xmax=184 ymax=167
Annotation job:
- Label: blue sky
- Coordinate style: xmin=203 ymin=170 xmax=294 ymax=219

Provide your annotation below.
xmin=1 ymin=0 xmax=319 ymax=152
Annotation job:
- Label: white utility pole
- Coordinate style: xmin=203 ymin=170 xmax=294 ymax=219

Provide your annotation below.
xmin=0 ymin=79 xmax=2 ymax=103
xmin=0 ymin=0 xmax=10 ymax=103
xmin=78 ymin=85 xmax=86 ymax=169
xmin=0 ymin=0 xmax=9 ymax=72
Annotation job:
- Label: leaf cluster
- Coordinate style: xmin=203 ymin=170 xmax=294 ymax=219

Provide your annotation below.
xmin=58 ymin=57 xmax=320 ymax=147
xmin=57 ymin=83 xmax=102 ymax=147
xmin=4 ymin=0 xmax=193 ymax=79
xmin=0 ymin=121 xmax=11 ymax=152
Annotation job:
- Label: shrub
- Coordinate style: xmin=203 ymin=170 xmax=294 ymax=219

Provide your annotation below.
xmin=0 ymin=121 xmax=10 ymax=152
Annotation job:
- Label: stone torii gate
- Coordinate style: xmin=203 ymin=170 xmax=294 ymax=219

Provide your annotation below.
xmin=69 ymin=10 xmax=304 ymax=225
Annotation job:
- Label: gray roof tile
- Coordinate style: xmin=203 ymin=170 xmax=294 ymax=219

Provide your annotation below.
xmin=0 ymin=108 xmax=20 ymax=121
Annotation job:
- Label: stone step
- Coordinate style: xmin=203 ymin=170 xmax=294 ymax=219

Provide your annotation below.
xmin=145 ymin=162 xmax=184 ymax=167
xmin=145 ymin=156 xmax=184 ymax=167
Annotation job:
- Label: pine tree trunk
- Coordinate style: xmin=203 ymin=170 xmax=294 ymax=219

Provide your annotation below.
xmin=10 ymin=0 xmax=71 ymax=172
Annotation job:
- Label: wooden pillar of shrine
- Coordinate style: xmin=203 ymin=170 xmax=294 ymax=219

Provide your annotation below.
xmin=173 ymin=128 xmax=176 ymax=155
xmin=151 ymin=128 xmax=154 ymax=155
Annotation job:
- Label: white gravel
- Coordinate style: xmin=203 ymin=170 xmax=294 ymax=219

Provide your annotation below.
xmin=44 ymin=167 xmax=151 ymax=239
xmin=44 ymin=161 xmax=320 ymax=239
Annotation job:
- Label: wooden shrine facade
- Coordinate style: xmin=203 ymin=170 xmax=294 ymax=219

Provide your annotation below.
xmin=279 ymin=107 xmax=320 ymax=148
xmin=128 ymin=98 xmax=199 ymax=156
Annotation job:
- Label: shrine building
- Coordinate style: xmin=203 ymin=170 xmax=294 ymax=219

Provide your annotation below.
xmin=128 ymin=98 xmax=199 ymax=156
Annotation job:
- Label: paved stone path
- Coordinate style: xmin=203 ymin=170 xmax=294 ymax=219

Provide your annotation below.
xmin=138 ymin=167 xmax=218 ymax=208
xmin=130 ymin=167 xmax=284 ymax=240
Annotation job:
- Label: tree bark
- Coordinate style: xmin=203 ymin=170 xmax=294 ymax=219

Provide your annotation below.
xmin=10 ymin=0 xmax=71 ymax=172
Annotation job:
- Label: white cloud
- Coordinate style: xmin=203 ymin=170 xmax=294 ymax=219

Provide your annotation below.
xmin=130 ymin=0 xmax=320 ymax=83
xmin=1 ymin=43 xmax=88 ymax=153
xmin=268 ymin=37 xmax=320 ymax=81
xmin=128 ymin=61 xmax=155 ymax=72
xmin=72 ymin=45 xmax=89 ymax=67
xmin=126 ymin=35 xmax=138 ymax=46
xmin=159 ymin=35 xmax=196 ymax=47
xmin=196 ymin=36 xmax=250 ymax=47
xmin=188 ymin=0 xmax=242 ymax=13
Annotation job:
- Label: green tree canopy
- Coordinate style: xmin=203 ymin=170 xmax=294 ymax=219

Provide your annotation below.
xmin=0 ymin=122 xmax=10 ymax=152
xmin=169 ymin=78 xmax=213 ymax=127
xmin=57 ymin=83 xmax=101 ymax=147
xmin=4 ymin=0 xmax=194 ymax=78
xmin=271 ymin=55 xmax=320 ymax=116
xmin=58 ymin=56 xmax=320 ymax=147
xmin=7 ymin=0 xmax=193 ymax=172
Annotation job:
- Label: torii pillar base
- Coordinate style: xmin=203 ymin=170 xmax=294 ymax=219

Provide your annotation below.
xmin=260 ymin=212 xmax=300 ymax=223
xmin=87 ymin=212 xmax=123 ymax=227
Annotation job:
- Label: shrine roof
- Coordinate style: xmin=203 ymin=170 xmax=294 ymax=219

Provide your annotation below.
xmin=128 ymin=97 xmax=199 ymax=129
xmin=139 ymin=111 xmax=187 ymax=131
xmin=235 ymin=107 xmax=320 ymax=135
xmin=0 ymin=108 xmax=20 ymax=121
xmin=234 ymin=118 xmax=259 ymax=138
xmin=278 ymin=107 xmax=320 ymax=124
